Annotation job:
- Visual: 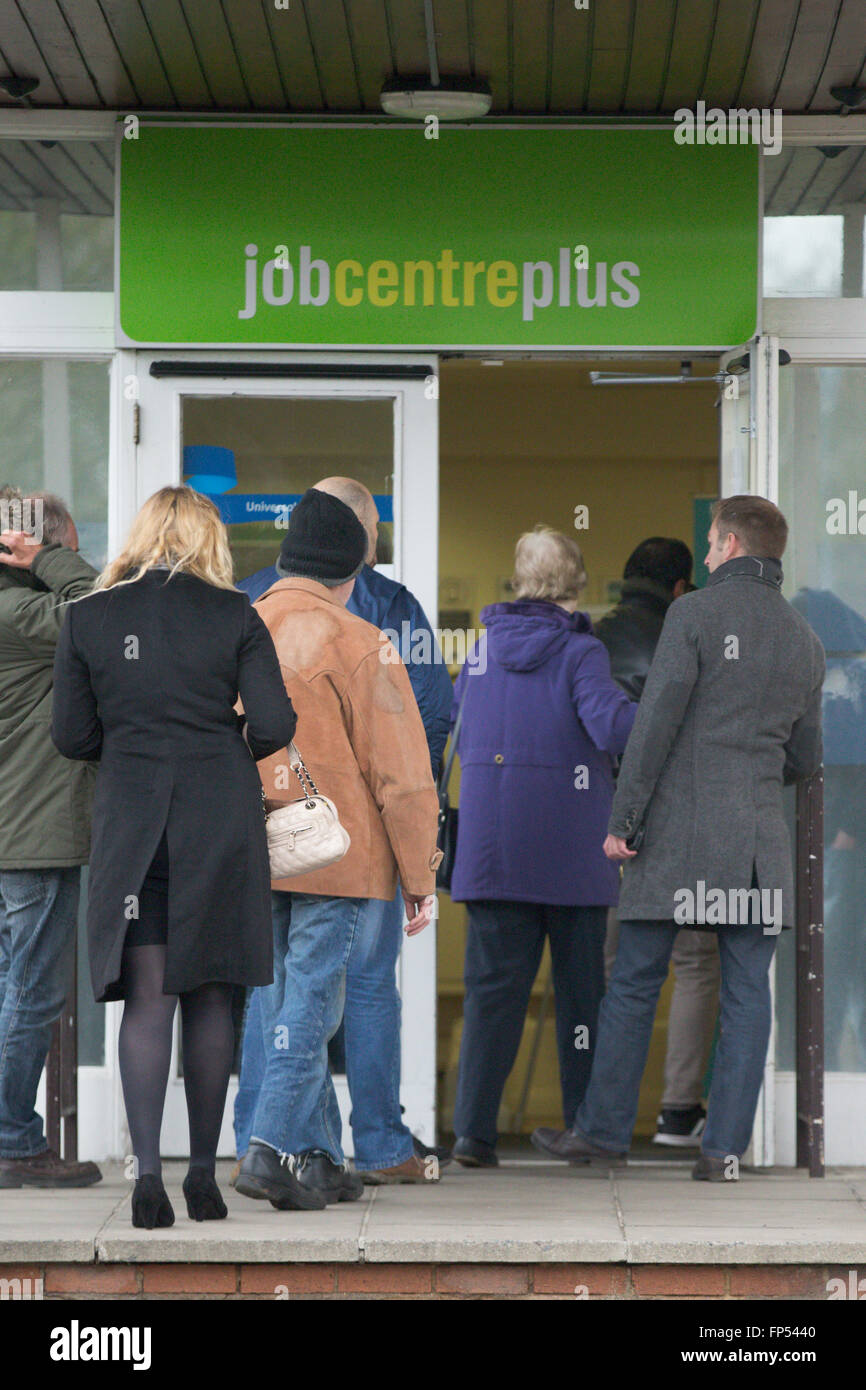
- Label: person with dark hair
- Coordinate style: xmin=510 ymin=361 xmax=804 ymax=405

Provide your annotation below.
xmin=595 ymin=537 xmax=694 ymax=702
xmin=0 ymin=488 xmax=103 ymax=1190
xmin=623 ymin=537 xmax=695 ymax=595
xmin=533 ymin=496 xmax=824 ymax=1181
xmin=596 ymin=536 xmax=721 ymax=1150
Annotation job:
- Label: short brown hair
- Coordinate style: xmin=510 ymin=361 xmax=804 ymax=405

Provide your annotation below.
xmin=711 ymin=495 xmax=788 ymax=559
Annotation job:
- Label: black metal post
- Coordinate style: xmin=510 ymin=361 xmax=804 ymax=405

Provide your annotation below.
xmin=44 ymin=938 xmax=78 ymax=1160
xmin=795 ymin=769 xmax=824 ymax=1177
xmin=45 ymin=1021 xmax=61 ymax=1154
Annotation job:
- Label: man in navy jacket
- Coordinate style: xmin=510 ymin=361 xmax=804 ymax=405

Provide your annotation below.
xmin=235 ymin=478 xmax=453 ymax=1179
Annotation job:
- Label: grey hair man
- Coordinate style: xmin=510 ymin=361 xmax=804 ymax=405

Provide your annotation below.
xmin=533 ymin=496 xmax=825 ymax=1181
xmin=0 ymin=487 xmax=102 ymax=1189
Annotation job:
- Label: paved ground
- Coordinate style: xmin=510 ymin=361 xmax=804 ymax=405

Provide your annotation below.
xmin=2 ymin=1159 xmax=866 ymax=1265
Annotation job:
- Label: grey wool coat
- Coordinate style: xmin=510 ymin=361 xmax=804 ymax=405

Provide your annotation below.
xmin=51 ymin=570 xmax=297 ymax=1002
xmin=609 ymin=556 xmax=825 ymax=930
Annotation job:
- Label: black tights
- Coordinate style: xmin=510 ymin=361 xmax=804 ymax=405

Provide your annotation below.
xmin=117 ymin=944 xmax=235 ymax=1179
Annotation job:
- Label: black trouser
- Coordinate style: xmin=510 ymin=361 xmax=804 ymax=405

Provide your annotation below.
xmin=453 ymin=899 xmax=608 ymax=1147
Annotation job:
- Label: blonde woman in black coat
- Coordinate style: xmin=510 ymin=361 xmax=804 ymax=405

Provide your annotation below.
xmin=51 ymin=487 xmax=296 ymax=1228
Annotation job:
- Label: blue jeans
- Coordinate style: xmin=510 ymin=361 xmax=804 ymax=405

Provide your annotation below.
xmin=576 ymin=919 xmax=777 ymax=1159
xmin=342 ymin=891 xmax=414 ymax=1169
xmin=245 ymin=892 xmax=363 ymax=1162
xmin=235 ymin=890 xmax=414 ymax=1169
xmin=0 ymin=868 xmax=81 ymax=1158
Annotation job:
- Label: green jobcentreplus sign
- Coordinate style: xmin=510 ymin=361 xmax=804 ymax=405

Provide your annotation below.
xmin=117 ymin=125 xmax=759 ymax=349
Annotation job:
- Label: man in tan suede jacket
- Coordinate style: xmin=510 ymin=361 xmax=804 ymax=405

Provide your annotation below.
xmin=235 ymin=489 xmax=441 ymax=1213
xmin=257 ymin=574 xmax=440 ymax=904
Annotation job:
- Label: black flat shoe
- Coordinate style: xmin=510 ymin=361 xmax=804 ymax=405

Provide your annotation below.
xmin=183 ymin=1166 xmax=228 ymax=1220
xmin=692 ymin=1153 xmax=739 ymax=1183
xmin=452 ymin=1137 xmax=499 ymax=1168
xmin=412 ymin=1134 xmax=453 ymax=1168
xmin=131 ymin=1173 xmax=175 ymax=1229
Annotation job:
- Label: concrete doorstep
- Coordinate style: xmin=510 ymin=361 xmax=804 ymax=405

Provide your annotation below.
xmin=1 ymin=1160 xmax=865 ymax=1268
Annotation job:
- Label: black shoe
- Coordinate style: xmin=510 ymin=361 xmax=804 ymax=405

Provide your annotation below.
xmin=131 ymin=1173 xmax=175 ymax=1229
xmin=234 ymin=1140 xmax=327 ymax=1211
xmin=531 ymin=1126 xmax=627 ymax=1164
xmin=412 ymin=1133 xmax=453 ymax=1168
xmin=692 ymin=1152 xmax=739 ymax=1183
xmin=183 ymin=1166 xmax=228 ymax=1221
xmin=289 ymin=1150 xmax=363 ymax=1206
xmin=654 ymin=1104 xmax=706 ymax=1148
xmin=452 ymin=1137 xmax=498 ymax=1168
xmin=0 ymin=1148 xmax=102 ymax=1189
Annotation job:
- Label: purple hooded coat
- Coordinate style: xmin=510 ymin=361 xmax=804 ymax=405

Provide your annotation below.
xmin=449 ymin=600 xmax=636 ymax=907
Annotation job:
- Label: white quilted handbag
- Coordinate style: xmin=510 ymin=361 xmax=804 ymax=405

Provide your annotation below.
xmin=264 ymin=742 xmax=351 ymax=878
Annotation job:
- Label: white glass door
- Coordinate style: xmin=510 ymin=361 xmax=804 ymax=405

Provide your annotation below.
xmin=113 ymin=352 xmax=439 ymax=1159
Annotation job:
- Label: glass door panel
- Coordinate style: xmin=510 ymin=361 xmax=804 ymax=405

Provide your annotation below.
xmin=776 ymin=365 xmax=866 ymax=1163
xmin=180 ymin=395 xmax=395 ymax=584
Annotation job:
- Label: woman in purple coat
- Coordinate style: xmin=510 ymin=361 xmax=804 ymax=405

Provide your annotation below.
xmin=450 ymin=526 xmax=636 ymax=1167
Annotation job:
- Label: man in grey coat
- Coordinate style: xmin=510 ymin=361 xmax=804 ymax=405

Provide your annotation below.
xmin=533 ymin=496 xmax=825 ymax=1181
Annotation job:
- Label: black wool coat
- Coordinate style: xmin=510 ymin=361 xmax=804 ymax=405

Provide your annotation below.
xmin=51 ymin=569 xmax=296 ymax=1002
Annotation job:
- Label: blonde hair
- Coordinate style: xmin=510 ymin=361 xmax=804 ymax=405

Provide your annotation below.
xmin=512 ymin=525 xmax=587 ymax=603
xmin=94 ymin=486 xmax=235 ymax=592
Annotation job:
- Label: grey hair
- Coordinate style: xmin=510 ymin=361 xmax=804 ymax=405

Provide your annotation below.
xmin=512 ymin=525 xmax=588 ymax=602
xmin=0 ymin=485 xmax=73 ymax=544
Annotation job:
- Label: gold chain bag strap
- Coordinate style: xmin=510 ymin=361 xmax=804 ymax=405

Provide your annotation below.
xmin=263 ymin=741 xmax=351 ymax=878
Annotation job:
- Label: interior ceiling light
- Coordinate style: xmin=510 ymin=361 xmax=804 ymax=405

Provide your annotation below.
xmin=591 ymin=350 xmax=790 ymax=386
xmin=380 ymin=77 xmax=492 ymax=120
xmin=829 ymin=84 xmax=866 ymax=114
xmin=591 ymin=362 xmax=727 ymax=386
xmin=590 ymin=372 xmax=725 ymax=386
xmin=0 ymin=74 xmax=39 ymax=99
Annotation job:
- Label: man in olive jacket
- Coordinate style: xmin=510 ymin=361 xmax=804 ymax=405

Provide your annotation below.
xmin=0 ymin=489 xmax=101 ymax=1188
xmin=534 ymin=496 xmax=825 ymax=1181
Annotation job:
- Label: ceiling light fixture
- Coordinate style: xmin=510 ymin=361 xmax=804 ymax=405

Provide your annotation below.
xmin=0 ymin=74 xmax=39 ymax=99
xmin=380 ymin=76 xmax=492 ymax=120
xmin=829 ymin=84 xmax=866 ymax=114
xmin=381 ymin=0 xmax=492 ymax=121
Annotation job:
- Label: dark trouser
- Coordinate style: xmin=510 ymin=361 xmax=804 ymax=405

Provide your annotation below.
xmin=454 ymin=899 xmax=607 ymax=1147
xmin=576 ymin=919 xmax=777 ymax=1159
